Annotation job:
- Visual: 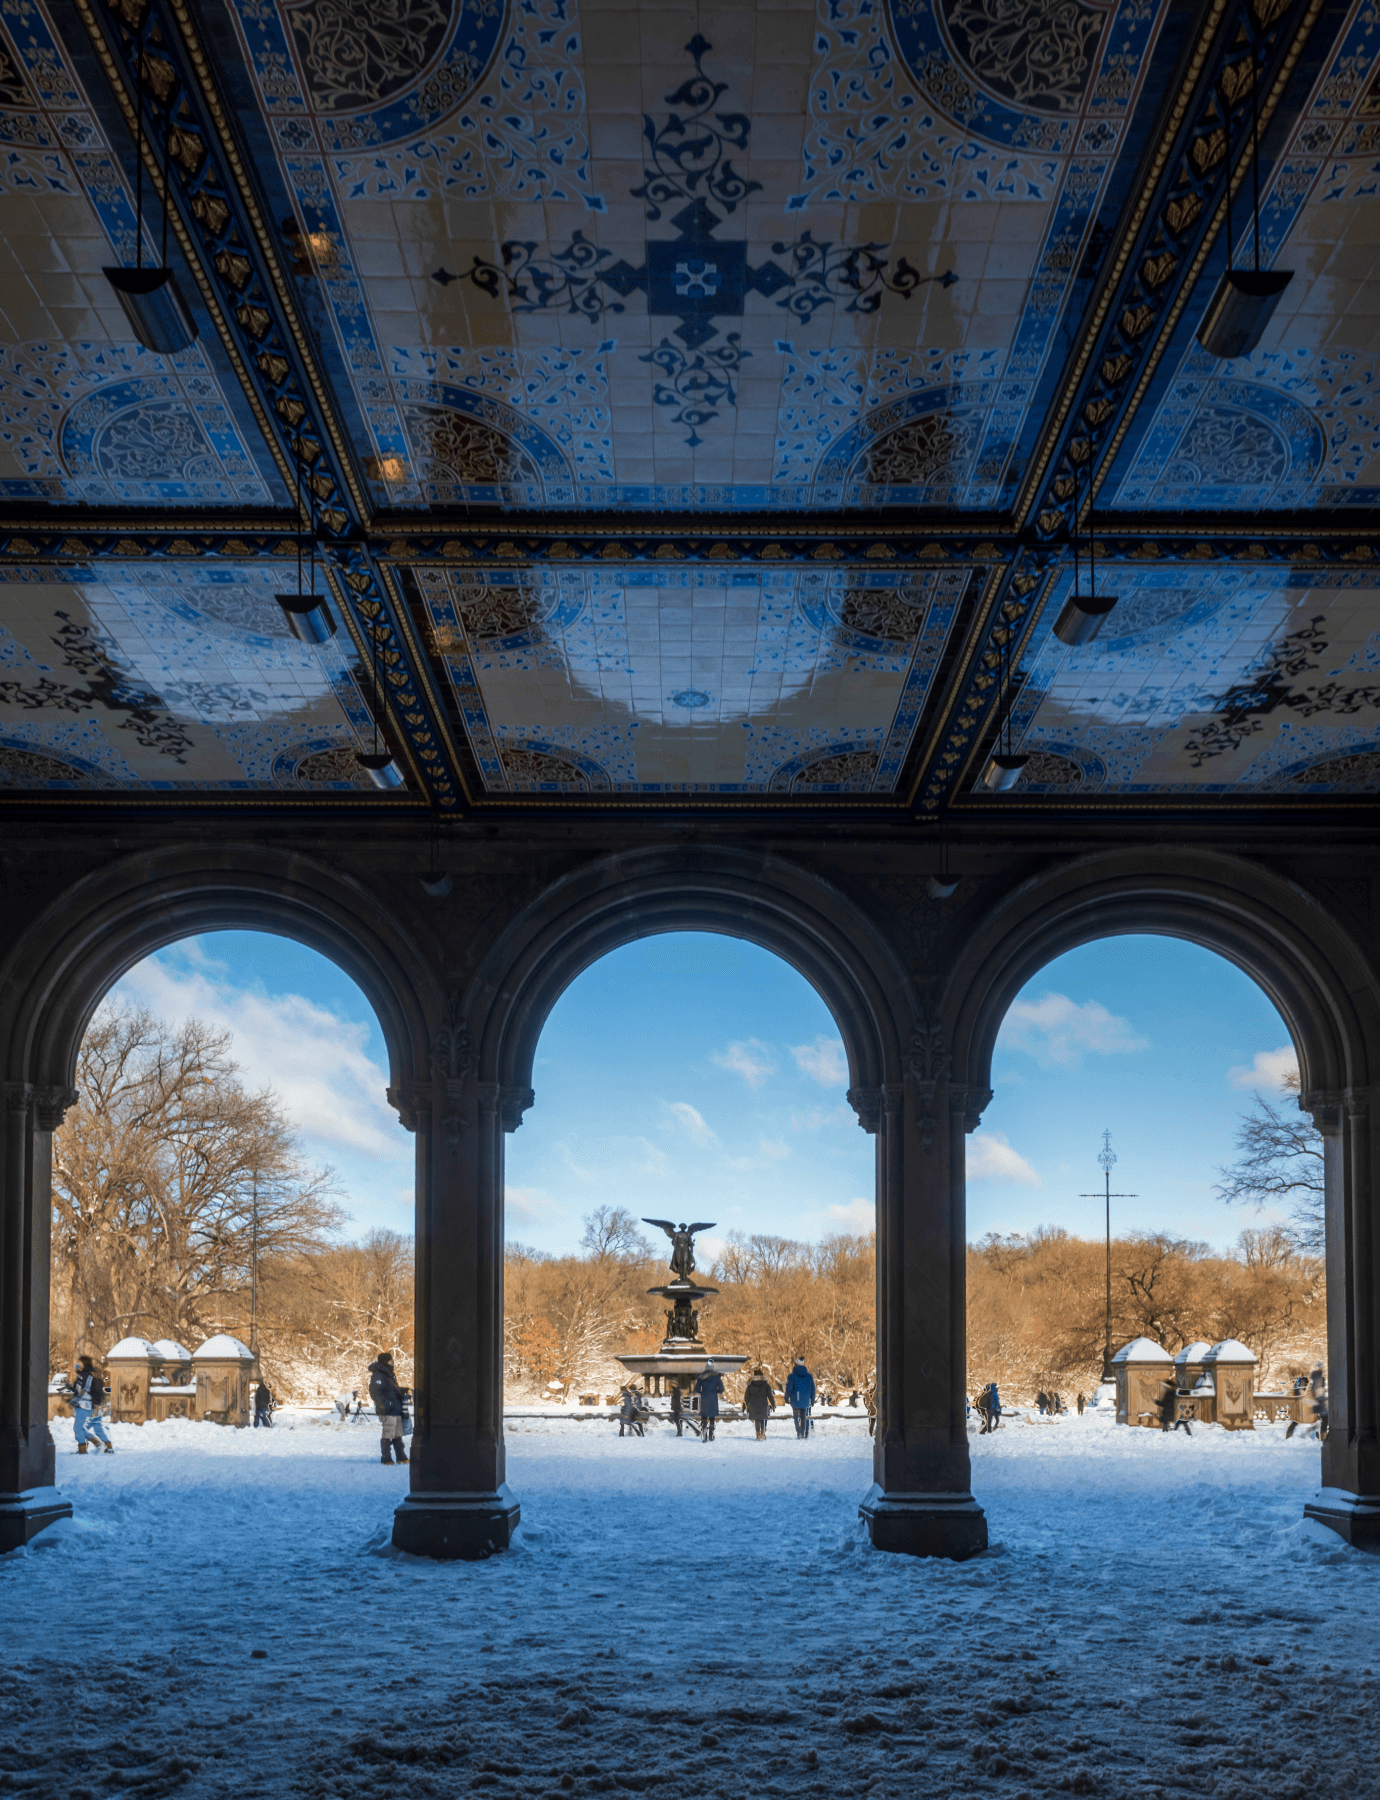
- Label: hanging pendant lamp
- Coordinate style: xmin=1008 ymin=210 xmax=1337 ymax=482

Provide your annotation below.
xmin=982 ymin=628 xmax=1029 ymax=791
xmin=104 ymin=25 xmax=197 ymax=353
xmin=275 ymin=434 xmax=337 ymax=641
xmin=1197 ymin=61 xmax=1292 ymax=359
xmin=355 ymin=584 xmax=403 ymax=788
xmin=1053 ymin=458 xmax=1118 ymax=646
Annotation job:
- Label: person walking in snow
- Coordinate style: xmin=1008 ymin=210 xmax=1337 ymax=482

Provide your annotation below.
xmin=977 ymin=1382 xmax=1001 ymax=1432
xmin=785 ymin=1356 xmax=816 ymax=1439
xmin=743 ymin=1367 xmax=776 ymax=1440
xmin=1035 ymin=1390 xmax=1048 ymax=1416
xmin=1157 ymin=1376 xmax=1191 ymax=1434
xmin=71 ymin=1355 xmax=113 ymax=1455
xmin=617 ymin=1387 xmax=645 ymax=1438
xmin=253 ymin=1380 xmax=274 ymax=1428
xmin=1076 ymin=1391 xmax=1086 ymax=1416
xmin=669 ymin=1381 xmax=692 ymax=1437
xmin=1288 ymin=1366 xmax=1328 ymax=1440
xmin=864 ymin=1373 xmax=878 ymax=1437
xmin=694 ymin=1361 xmax=725 ymax=1441
xmin=369 ymin=1350 xmax=408 ymax=1465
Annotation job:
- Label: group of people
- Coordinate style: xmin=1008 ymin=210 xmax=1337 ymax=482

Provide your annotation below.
xmin=618 ymin=1357 xmax=821 ymax=1441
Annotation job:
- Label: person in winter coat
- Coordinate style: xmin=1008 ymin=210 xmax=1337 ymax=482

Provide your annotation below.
xmin=253 ymin=1381 xmax=274 ymax=1428
xmin=1288 ymin=1366 xmax=1328 ymax=1439
xmin=1157 ymin=1377 xmax=1191 ymax=1434
xmin=368 ymin=1350 xmax=408 ymax=1465
xmin=863 ymin=1374 xmax=878 ymax=1437
xmin=1076 ymin=1391 xmax=1086 ymax=1416
xmin=71 ymin=1356 xmax=113 ymax=1454
xmin=743 ymin=1367 xmax=776 ymax=1440
xmin=617 ymin=1387 xmax=645 ymax=1438
xmin=785 ymin=1357 xmax=816 ymax=1438
xmin=978 ymin=1382 xmax=1001 ymax=1432
xmin=1036 ymin=1390 xmax=1049 ymax=1416
xmin=694 ymin=1361 xmax=725 ymax=1441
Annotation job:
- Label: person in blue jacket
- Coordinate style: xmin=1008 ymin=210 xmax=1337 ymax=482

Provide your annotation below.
xmin=785 ymin=1356 xmax=816 ymax=1438
xmin=693 ymin=1360 xmax=725 ymax=1441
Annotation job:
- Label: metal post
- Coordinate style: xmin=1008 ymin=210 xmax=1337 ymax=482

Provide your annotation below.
xmin=249 ymin=1171 xmax=258 ymax=1366
xmin=1080 ymin=1130 xmax=1137 ymax=1385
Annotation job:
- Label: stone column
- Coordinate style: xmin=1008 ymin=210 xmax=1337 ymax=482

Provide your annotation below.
xmin=0 ymin=1083 xmax=75 ymax=1552
xmin=1306 ymin=1086 xmax=1380 ymax=1547
xmin=391 ymin=1007 xmax=527 ymax=1558
xmin=856 ymin=1031 xmax=988 ymax=1559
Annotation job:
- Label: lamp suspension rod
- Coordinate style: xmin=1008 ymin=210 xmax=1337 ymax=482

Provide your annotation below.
xmin=160 ymin=62 xmax=170 ymax=268
xmin=133 ymin=17 xmax=145 ymax=270
xmin=1252 ymin=44 xmax=1261 ymax=274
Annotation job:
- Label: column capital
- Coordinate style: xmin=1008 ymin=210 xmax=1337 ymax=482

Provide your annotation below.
xmin=3 ymin=1081 xmax=32 ymax=1116
xmin=386 ymin=1083 xmax=430 ymax=1133
xmin=847 ymin=1086 xmax=881 ymax=1134
xmin=500 ymin=1087 xmax=535 ymax=1133
xmin=33 ymin=1086 xmax=78 ymax=1132
xmin=1302 ymin=1088 xmax=1344 ymax=1133
xmin=949 ymin=1085 xmax=993 ymax=1133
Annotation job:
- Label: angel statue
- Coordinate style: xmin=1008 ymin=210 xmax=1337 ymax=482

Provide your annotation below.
xmin=643 ymin=1218 xmax=715 ymax=1281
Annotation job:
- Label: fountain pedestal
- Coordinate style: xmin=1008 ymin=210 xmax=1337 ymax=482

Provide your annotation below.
xmin=616 ymin=1278 xmax=745 ymax=1394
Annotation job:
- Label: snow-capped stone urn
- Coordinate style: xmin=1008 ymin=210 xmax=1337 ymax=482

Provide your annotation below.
xmin=149 ymin=1339 xmax=195 ymax=1422
xmin=1202 ymin=1339 xmax=1258 ymax=1431
xmin=193 ymin=1334 xmax=254 ymax=1427
xmin=1112 ymin=1337 xmax=1173 ymax=1427
xmin=106 ymin=1337 xmax=161 ymax=1424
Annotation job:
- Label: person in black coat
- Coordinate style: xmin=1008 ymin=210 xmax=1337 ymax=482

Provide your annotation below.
xmin=743 ymin=1367 xmax=776 ymax=1441
xmin=368 ymin=1351 xmax=409 ymax=1464
xmin=253 ymin=1381 xmax=274 ymax=1428
xmin=1158 ymin=1377 xmax=1191 ymax=1434
xmin=694 ymin=1361 xmax=725 ymax=1441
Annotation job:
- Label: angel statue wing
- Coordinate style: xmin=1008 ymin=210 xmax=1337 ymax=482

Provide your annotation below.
xmin=685 ymin=1222 xmax=717 ymax=1236
xmin=641 ymin=1218 xmax=677 ymax=1237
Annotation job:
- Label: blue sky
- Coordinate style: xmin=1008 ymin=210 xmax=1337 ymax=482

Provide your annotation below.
xmin=106 ymin=928 xmax=1297 ymax=1254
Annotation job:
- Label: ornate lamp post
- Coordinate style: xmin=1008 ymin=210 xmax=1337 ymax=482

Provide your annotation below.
xmin=1080 ymin=1130 xmax=1136 ymax=1384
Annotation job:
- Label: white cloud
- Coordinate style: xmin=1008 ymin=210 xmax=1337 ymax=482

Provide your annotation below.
xmin=1227 ymin=1046 xmax=1298 ymax=1092
xmin=829 ymin=1197 xmax=874 ymax=1230
xmin=506 ymin=1186 xmax=564 ymax=1225
xmin=791 ymin=1103 xmax=853 ymax=1132
xmin=726 ymin=1137 xmax=792 ymax=1171
xmin=663 ymin=1100 xmax=717 ymax=1144
xmin=967 ymin=1131 xmax=1042 ymax=1186
xmin=110 ymin=952 xmax=403 ymax=1161
xmin=791 ymin=1035 xmax=848 ymax=1086
xmin=711 ymin=1038 xmax=776 ymax=1087
xmin=997 ymin=991 xmax=1147 ymax=1068
xmin=558 ymin=1143 xmax=596 ymax=1183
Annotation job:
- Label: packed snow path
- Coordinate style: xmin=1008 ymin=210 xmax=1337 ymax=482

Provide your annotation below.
xmin=3 ymin=1412 xmax=1377 ymax=1800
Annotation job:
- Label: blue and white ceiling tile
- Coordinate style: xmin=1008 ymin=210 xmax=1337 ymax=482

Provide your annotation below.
xmin=1004 ymin=569 xmax=1380 ymax=795
xmin=0 ymin=561 xmax=377 ymax=789
xmin=412 ymin=561 xmax=969 ymax=793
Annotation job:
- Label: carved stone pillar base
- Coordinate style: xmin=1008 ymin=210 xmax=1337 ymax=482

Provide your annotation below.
xmin=1304 ymin=1487 xmax=1380 ymax=1551
xmin=392 ymin=1487 xmax=520 ymax=1560
xmin=0 ymin=1487 xmax=71 ymax=1553
xmin=858 ymin=1483 xmax=988 ymax=1560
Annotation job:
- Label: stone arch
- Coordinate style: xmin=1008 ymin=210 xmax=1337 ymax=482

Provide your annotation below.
xmin=939 ymin=845 xmax=1380 ymax=1550
xmin=0 ymin=841 xmax=433 ymax=1111
xmin=465 ymin=844 xmax=912 ymax=1108
xmin=943 ymin=848 xmax=1375 ymax=1104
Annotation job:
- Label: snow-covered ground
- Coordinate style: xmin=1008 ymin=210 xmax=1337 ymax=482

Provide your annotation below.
xmin=4 ymin=1411 xmax=1377 ymax=1799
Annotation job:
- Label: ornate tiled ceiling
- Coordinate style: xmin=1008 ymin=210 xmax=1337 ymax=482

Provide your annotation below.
xmin=0 ymin=0 xmax=1378 ymax=808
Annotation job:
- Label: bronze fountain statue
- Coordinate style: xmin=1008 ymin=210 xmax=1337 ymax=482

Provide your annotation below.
xmin=614 ymin=1217 xmax=745 ymax=1398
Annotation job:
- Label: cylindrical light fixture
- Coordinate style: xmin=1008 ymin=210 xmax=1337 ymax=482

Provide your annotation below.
xmin=419 ymin=871 xmax=453 ymax=897
xmin=103 ymin=266 xmax=198 ymax=354
xmin=982 ymin=752 xmax=1028 ymax=792
xmin=1053 ymin=590 xmax=1117 ymax=647
xmin=1196 ymin=269 xmax=1292 ymax=360
xmin=926 ymin=874 xmax=960 ymax=899
xmin=274 ymin=592 xmax=337 ymax=644
xmin=356 ymin=751 xmax=403 ymax=790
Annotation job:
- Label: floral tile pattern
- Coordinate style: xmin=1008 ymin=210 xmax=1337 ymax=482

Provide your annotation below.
xmin=0 ymin=562 xmax=377 ymax=789
xmin=995 ymin=567 xmax=1380 ymax=796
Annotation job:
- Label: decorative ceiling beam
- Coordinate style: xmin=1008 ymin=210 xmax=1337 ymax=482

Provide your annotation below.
xmin=904 ymin=0 xmax=1334 ymax=817
xmin=72 ymin=0 xmax=466 ymax=808
xmin=4 ymin=515 xmax=1380 ymax=569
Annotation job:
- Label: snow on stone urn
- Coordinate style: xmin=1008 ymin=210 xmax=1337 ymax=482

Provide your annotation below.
xmin=1112 ymin=1336 xmax=1173 ymax=1427
xmin=106 ymin=1337 xmax=160 ymax=1424
xmin=1202 ymin=1339 xmax=1258 ymax=1431
xmin=193 ymin=1334 xmax=254 ymax=1427
xmin=149 ymin=1339 xmax=195 ymax=1422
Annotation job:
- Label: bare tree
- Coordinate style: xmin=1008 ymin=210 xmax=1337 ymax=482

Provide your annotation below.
xmin=1215 ymin=1071 xmax=1325 ymax=1253
xmin=579 ymin=1206 xmax=653 ymax=1265
xmin=51 ymin=1003 xmax=343 ymax=1369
